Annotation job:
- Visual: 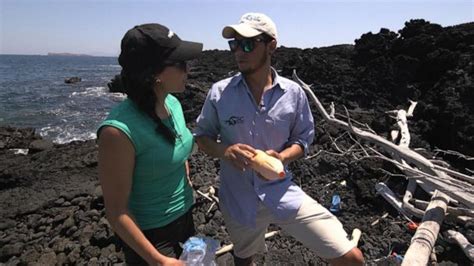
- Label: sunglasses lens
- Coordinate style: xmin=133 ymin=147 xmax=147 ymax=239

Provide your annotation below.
xmin=228 ymin=39 xmax=256 ymax=53
xmin=228 ymin=40 xmax=238 ymax=51
xmin=242 ymin=39 xmax=253 ymax=53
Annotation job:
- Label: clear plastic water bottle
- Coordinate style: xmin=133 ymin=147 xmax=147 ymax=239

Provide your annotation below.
xmin=329 ymin=193 xmax=341 ymax=214
xmin=181 ymin=237 xmax=206 ymax=266
xmin=180 ymin=236 xmax=219 ymax=266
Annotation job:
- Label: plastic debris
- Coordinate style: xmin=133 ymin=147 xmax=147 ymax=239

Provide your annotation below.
xmin=179 ymin=236 xmax=220 ymax=266
xmin=329 ymin=193 xmax=341 ymax=214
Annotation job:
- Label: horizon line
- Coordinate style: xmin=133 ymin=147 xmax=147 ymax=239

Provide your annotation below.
xmin=0 ymin=43 xmax=357 ymax=57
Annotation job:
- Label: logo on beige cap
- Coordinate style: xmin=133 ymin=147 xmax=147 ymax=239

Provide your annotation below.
xmin=242 ymin=14 xmax=262 ymax=22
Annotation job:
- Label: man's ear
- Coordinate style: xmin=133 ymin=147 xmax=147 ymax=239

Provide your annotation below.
xmin=268 ymin=39 xmax=277 ymax=54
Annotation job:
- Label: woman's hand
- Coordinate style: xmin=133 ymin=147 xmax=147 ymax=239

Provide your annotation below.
xmin=160 ymin=257 xmax=185 ymax=266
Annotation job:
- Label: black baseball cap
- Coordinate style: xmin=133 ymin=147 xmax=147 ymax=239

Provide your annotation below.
xmin=118 ymin=23 xmax=203 ymax=70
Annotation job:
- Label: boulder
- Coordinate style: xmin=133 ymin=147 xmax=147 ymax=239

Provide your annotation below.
xmin=64 ymin=77 xmax=81 ymax=84
xmin=28 ymin=139 xmax=54 ymax=153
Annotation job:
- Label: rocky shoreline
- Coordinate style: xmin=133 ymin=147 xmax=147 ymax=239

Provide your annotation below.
xmin=1 ymin=19 xmax=473 ymax=265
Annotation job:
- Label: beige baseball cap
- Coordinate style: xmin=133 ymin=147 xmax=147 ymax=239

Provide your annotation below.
xmin=222 ymin=12 xmax=277 ymax=39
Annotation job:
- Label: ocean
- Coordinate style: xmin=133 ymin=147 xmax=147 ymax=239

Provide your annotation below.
xmin=0 ymin=54 xmax=126 ymax=144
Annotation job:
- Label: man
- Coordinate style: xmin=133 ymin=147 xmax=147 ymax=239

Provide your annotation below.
xmin=194 ymin=13 xmax=364 ymax=266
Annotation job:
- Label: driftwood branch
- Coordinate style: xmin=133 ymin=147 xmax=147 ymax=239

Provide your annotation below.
xmin=402 ymin=179 xmax=425 ymax=218
xmin=411 ymin=199 xmax=474 ymax=218
xmin=433 ymin=148 xmax=474 ymax=161
xmin=293 ymin=71 xmax=474 ymax=210
xmin=215 ymin=231 xmax=280 ymax=256
xmin=444 ymin=230 xmax=474 ymax=261
xmin=386 ymin=100 xmax=417 ymax=148
xmin=370 ymin=213 xmax=389 ymax=226
xmin=293 ymin=71 xmax=474 ymax=263
xmin=196 ymin=189 xmax=214 ymax=202
xmin=432 ymin=164 xmax=474 ymax=185
xmin=208 ymin=186 xmax=220 ymax=203
xmin=375 ymin=183 xmax=412 ymax=219
xmin=402 ymin=191 xmax=450 ymax=266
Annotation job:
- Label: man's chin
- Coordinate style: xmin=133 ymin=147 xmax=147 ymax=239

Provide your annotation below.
xmin=238 ymin=66 xmax=252 ymax=75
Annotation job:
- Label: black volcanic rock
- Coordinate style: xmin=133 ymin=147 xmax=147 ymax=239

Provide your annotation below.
xmin=28 ymin=139 xmax=54 ymax=154
xmin=64 ymin=77 xmax=81 ymax=84
xmin=0 ymin=126 xmax=40 ymax=149
xmin=351 ymin=20 xmax=473 ymax=159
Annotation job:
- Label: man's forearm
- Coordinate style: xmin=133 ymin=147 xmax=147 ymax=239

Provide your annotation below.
xmin=280 ymin=144 xmax=304 ymax=165
xmin=196 ymin=136 xmax=304 ymax=165
xmin=196 ymin=136 xmax=227 ymax=159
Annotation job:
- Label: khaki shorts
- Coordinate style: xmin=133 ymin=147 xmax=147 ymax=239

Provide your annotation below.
xmin=221 ymin=193 xmax=355 ymax=259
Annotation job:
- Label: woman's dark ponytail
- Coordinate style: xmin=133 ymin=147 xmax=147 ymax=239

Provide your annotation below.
xmin=120 ymin=66 xmax=176 ymax=144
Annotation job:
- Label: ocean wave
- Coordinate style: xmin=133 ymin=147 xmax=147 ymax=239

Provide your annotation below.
xmin=44 ymin=108 xmax=82 ymax=118
xmin=2 ymin=55 xmax=121 ymax=144
xmin=39 ymin=125 xmax=96 ymax=144
xmin=98 ymin=64 xmax=121 ymax=68
xmin=70 ymin=86 xmax=126 ymax=100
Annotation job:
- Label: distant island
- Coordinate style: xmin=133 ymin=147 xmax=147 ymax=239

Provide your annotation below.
xmin=47 ymin=52 xmax=94 ymax=57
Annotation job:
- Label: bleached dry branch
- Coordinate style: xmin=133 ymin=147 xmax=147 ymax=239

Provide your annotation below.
xmin=370 ymin=212 xmax=389 ymax=226
xmin=434 ymin=148 xmax=474 ymax=161
xmin=293 ymin=70 xmax=474 ymax=262
xmin=403 ymin=179 xmax=425 ymax=218
xmin=411 ymin=199 xmax=474 ymax=218
xmin=444 ymin=230 xmax=474 ymax=261
xmin=403 ymin=191 xmax=450 ymax=266
xmin=387 ymin=101 xmax=417 ymax=148
xmin=375 ymin=183 xmax=412 ymax=218
xmin=215 ymin=231 xmax=280 ymax=256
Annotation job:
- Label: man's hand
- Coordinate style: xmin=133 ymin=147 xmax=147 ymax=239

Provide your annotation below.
xmin=223 ymin=144 xmax=256 ymax=171
xmin=265 ymin=149 xmax=283 ymax=161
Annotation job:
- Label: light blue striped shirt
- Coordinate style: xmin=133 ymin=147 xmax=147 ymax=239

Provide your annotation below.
xmin=194 ymin=69 xmax=314 ymax=227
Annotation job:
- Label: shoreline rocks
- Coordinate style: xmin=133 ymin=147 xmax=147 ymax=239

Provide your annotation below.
xmin=64 ymin=77 xmax=81 ymax=84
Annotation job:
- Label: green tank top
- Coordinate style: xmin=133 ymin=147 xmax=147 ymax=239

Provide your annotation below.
xmin=98 ymin=95 xmax=194 ymax=230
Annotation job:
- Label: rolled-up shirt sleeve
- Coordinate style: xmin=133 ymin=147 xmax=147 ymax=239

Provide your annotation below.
xmin=193 ymin=86 xmax=220 ymax=139
xmin=287 ymin=88 xmax=314 ymax=156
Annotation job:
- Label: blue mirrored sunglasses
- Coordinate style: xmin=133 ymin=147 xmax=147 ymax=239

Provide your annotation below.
xmin=228 ymin=37 xmax=266 ymax=53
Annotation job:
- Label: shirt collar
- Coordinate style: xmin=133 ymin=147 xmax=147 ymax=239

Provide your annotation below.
xmin=235 ymin=67 xmax=286 ymax=91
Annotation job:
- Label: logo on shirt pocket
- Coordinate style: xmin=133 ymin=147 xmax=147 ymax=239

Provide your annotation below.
xmin=225 ymin=116 xmax=244 ymax=126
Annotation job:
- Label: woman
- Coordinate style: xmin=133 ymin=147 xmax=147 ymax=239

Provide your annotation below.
xmin=97 ymin=23 xmax=202 ymax=265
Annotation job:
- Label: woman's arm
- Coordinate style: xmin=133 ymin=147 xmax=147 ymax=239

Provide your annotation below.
xmin=185 ymin=160 xmax=192 ymax=187
xmin=98 ymin=126 xmax=181 ymax=265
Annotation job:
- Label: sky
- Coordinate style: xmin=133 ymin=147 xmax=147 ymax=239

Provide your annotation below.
xmin=0 ymin=0 xmax=472 ymax=56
